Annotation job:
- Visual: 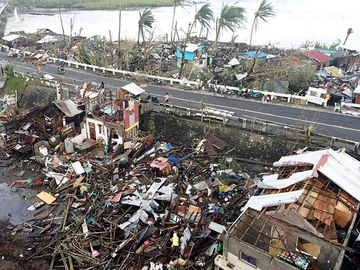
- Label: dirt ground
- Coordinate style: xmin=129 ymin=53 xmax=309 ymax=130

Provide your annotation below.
xmin=0 ymin=221 xmax=49 ymax=270
xmin=0 ymin=152 xmax=49 ymax=269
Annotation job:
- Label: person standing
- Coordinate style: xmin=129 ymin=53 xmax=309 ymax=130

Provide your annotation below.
xmin=165 ymin=93 xmax=169 ymax=104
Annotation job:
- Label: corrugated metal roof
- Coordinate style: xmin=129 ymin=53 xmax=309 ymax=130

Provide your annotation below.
xmin=303 ymin=50 xmax=332 ymax=63
xmin=53 ymin=100 xmax=83 ymax=117
xmin=185 ymin=43 xmax=200 ymax=52
xmin=36 ymin=35 xmax=59 ymax=44
xmin=228 ymin=57 xmax=240 ymax=66
xmin=354 ymin=85 xmax=360 ymax=94
xmin=315 ymin=149 xmax=360 ymax=202
xmin=273 ymin=149 xmax=360 ymax=202
xmin=122 ymin=83 xmax=145 ymax=96
xmin=240 ymin=50 xmax=267 ymax=59
xmin=2 ymin=34 xmax=21 ymax=42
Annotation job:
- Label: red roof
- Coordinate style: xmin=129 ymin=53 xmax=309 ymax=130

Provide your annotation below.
xmin=303 ymin=50 xmax=332 ymax=63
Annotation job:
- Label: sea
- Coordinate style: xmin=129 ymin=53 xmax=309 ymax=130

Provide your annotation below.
xmin=4 ymin=0 xmax=360 ymax=51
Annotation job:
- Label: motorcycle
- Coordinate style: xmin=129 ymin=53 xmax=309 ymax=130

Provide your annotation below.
xmin=146 ymin=95 xmax=160 ymax=103
xmin=57 ymin=67 xmax=65 ymax=75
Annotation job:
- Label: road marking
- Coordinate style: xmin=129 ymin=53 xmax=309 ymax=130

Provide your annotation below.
xmin=7 ymin=58 xmax=360 ymax=134
xmin=148 ymin=93 xmax=360 ymax=133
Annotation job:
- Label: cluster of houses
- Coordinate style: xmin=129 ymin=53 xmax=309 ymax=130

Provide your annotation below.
xmin=0 ymin=80 xmax=143 ymax=157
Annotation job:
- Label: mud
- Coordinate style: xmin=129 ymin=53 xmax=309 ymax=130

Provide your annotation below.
xmin=0 ymin=156 xmax=47 ymax=270
xmin=0 ymin=183 xmax=35 ymax=225
xmin=0 ymin=222 xmax=49 ymax=270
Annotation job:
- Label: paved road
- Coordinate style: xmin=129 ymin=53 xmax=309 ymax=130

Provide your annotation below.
xmin=0 ymin=0 xmax=8 ymax=15
xmin=1 ymin=53 xmax=359 ymax=142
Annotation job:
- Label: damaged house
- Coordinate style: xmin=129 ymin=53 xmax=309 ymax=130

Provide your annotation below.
xmin=2 ymin=100 xmax=84 ymax=154
xmin=176 ymin=43 xmax=211 ymax=69
xmin=215 ymin=148 xmax=360 ymax=270
xmin=302 ymin=50 xmax=333 ymax=69
xmin=81 ymin=82 xmax=142 ymax=148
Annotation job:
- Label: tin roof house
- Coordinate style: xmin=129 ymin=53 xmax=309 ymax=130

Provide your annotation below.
xmin=215 ymin=148 xmax=360 ymax=270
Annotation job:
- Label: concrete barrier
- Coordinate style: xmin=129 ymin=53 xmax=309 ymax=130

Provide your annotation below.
xmin=0 ymin=45 xmax=326 ymax=106
xmin=151 ymin=103 xmax=359 ymax=155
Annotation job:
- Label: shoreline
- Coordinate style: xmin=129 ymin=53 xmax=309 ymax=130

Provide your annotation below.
xmin=9 ymin=0 xmax=173 ymax=11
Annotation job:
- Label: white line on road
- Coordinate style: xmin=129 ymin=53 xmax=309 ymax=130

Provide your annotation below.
xmin=8 ymin=59 xmax=360 ymax=134
xmin=149 ymin=93 xmax=360 ymax=133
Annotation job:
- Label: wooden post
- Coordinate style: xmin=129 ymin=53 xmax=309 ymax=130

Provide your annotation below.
xmin=59 ymin=8 xmax=66 ymax=42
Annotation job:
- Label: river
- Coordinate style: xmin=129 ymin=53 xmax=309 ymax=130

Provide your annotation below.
xmin=4 ymin=0 xmax=360 ymax=50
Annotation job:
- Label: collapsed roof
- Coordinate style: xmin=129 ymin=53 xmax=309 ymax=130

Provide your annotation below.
xmin=242 ymin=148 xmax=360 ymax=243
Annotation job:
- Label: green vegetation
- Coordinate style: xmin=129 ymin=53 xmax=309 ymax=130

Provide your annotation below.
xmin=137 ymin=8 xmax=155 ymax=44
xmin=0 ymin=16 xmax=7 ymax=38
xmin=214 ymin=4 xmax=247 ymax=51
xmin=6 ymin=77 xmax=26 ymax=95
xmin=10 ymin=0 xmax=173 ymax=9
xmin=4 ymin=64 xmax=14 ymax=78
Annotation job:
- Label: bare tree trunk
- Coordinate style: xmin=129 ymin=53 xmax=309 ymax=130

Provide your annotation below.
xmin=118 ymin=5 xmax=122 ymax=68
xmin=109 ymin=30 xmax=114 ymax=64
xmin=103 ymin=37 xmax=107 ymax=66
xmin=69 ymin=15 xmax=75 ymax=47
xmin=137 ymin=25 xmax=141 ymax=44
xmin=213 ymin=18 xmax=220 ymax=52
xmin=174 ymin=21 xmax=180 ymax=42
xmin=58 ymin=8 xmax=66 ymax=42
xmin=170 ymin=3 xmax=176 ymax=43
xmin=249 ymin=16 xmax=256 ymax=46
xmin=199 ymin=25 xmax=203 ymax=38
xmin=141 ymin=27 xmax=145 ymax=44
xmin=179 ymin=23 xmax=192 ymax=78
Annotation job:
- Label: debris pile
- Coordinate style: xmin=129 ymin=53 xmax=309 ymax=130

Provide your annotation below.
xmin=215 ymin=148 xmax=360 ymax=270
xmin=7 ymin=132 xmax=252 ymax=269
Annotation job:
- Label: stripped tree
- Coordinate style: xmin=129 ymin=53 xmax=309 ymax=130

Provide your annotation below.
xmin=179 ymin=3 xmax=214 ymax=77
xmin=343 ymin=27 xmax=354 ymax=45
xmin=249 ymin=0 xmax=275 ymax=46
xmin=137 ymin=9 xmax=155 ymax=44
xmin=170 ymin=0 xmax=191 ymax=43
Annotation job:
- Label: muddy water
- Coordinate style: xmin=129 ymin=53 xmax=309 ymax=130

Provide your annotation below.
xmin=4 ymin=0 xmax=360 ymax=50
xmin=0 ymin=183 xmax=35 ymax=225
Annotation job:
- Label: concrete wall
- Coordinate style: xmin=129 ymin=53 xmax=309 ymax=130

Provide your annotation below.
xmin=141 ymin=112 xmax=328 ymax=164
xmin=226 ymin=239 xmax=298 ymax=270
xmin=85 ymin=117 xmax=109 ymax=143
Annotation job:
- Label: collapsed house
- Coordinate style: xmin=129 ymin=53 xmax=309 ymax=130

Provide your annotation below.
xmin=216 ymin=148 xmax=360 ymax=270
xmin=76 ymin=82 xmax=143 ymax=152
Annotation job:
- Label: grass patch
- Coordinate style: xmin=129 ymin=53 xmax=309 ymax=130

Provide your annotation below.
xmin=10 ymin=0 xmax=173 ymax=10
xmin=6 ymin=77 xmax=26 ymax=95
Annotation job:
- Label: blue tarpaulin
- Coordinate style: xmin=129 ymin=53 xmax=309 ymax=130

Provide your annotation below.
xmin=168 ymin=155 xmax=180 ymax=165
xmin=240 ymin=50 xmax=268 ymax=59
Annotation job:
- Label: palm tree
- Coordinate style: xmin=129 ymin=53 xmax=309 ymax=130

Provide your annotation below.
xmin=178 ymin=4 xmax=213 ymax=78
xmin=190 ymin=3 xmax=214 ymax=34
xmin=343 ymin=27 xmax=354 ymax=45
xmin=170 ymin=0 xmax=190 ymax=43
xmin=214 ymin=4 xmax=247 ymax=51
xmin=249 ymin=0 xmax=275 ymax=46
xmin=137 ymin=9 xmax=155 ymax=44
